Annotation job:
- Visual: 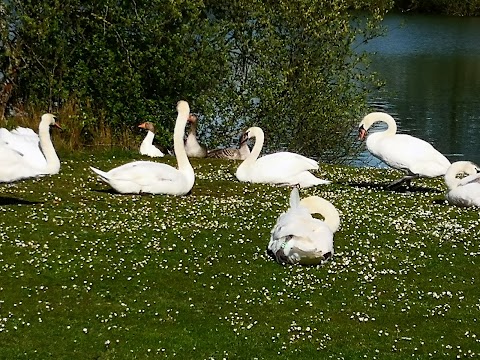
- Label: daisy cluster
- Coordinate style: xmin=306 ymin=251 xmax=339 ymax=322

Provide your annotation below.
xmin=0 ymin=158 xmax=479 ymax=358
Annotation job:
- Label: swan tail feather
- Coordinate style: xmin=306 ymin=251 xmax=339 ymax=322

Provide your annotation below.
xmin=289 ymin=186 xmax=301 ymax=208
xmin=90 ymin=166 xmax=110 ymax=181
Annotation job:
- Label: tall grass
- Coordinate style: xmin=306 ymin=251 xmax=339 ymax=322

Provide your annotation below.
xmin=2 ymin=103 xmax=142 ymax=152
xmin=0 ymin=151 xmax=479 ymax=359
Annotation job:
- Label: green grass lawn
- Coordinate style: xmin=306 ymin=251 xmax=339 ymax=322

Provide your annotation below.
xmin=0 ymin=151 xmax=479 ymax=359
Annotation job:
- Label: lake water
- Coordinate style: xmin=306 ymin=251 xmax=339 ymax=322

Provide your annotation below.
xmin=356 ymin=13 xmax=480 ymax=168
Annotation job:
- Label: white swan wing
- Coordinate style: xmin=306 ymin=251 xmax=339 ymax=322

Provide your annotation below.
xmin=269 ymin=199 xmax=334 ymax=265
xmin=287 ymin=224 xmax=334 ymax=264
xmin=0 ymin=143 xmax=47 ymax=182
xmin=249 ymin=152 xmax=319 ymax=184
xmin=269 ymin=219 xmax=333 ymax=265
xmin=140 ymin=143 xmax=165 ymax=157
xmin=369 ymin=134 xmax=450 ymax=176
xmin=447 ymin=183 xmax=480 ymax=207
xmin=0 ymin=127 xmax=47 ymax=168
xmin=92 ymin=161 xmax=192 ymax=195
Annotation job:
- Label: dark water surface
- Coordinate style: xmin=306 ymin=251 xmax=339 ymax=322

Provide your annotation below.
xmin=356 ymin=14 xmax=480 ymax=168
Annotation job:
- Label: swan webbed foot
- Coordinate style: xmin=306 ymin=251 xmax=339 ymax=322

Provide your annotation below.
xmin=322 ymin=252 xmax=332 ymax=261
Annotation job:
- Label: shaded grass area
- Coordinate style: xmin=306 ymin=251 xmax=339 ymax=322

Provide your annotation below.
xmin=1 ymin=151 xmax=479 ymax=359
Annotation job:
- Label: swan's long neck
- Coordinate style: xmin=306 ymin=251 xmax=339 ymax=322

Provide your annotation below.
xmin=38 ymin=120 xmax=60 ymax=174
xmin=444 ymin=161 xmax=474 ymax=190
xmin=364 ymin=112 xmax=397 ymax=136
xmin=143 ymin=131 xmax=155 ymax=145
xmin=243 ymin=127 xmax=264 ymax=166
xmin=174 ymin=110 xmax=193 ymax=172
xmin=189 ymin=120 xmax=198 ymax=137
xmin=300 ymin=196 xmax=340 ymax=233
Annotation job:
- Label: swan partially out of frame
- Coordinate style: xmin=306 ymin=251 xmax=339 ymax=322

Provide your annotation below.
xmin=185 ymin=114 xmax=207 ymax=158
xmin=358 ymin=112 xmax=451 ymax=188
xmin=207 ymin=132 xmax=251 ymax=160
xmin=90 ymin=101 xmax=194 ymax=195
xmin=444 ymin=161 xmax=480 ymax=207
xmin=268 ymin=187 xmax=340 ymax=265
xmin=235 ymin=127 xmax=330 ymax=188
xmin=138 ymin=122 xmax=165 ymax=158
xmin=0 ymin=113 xmax=61 ymax=183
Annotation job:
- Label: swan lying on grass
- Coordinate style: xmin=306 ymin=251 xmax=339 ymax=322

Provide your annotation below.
xmin=268 ymin=187 xmax=340 ymax=265
xmin=185 ymin=114 xmax=207 ymax=158
xmin=444 ymin=161 xmax=480 ymax=207
xmin=90 ymin=101 xmax=194 ymax=195
xmin=138 ymin=121 xmax=165 ymax=158
xmin=235 ymin=127 xmax=330 ymax=188
xmin=0 ymin=113 xmax=61 ymax=183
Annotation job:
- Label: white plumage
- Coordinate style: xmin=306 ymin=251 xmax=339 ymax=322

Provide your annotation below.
xmin=235 ymin=127 xmax=330 ymax=188
xmin=90 ymin=101 xmax=194 ymax=195
xmin=268 ymin=187 xmax=340 ymax=265
xmin=444 ymin=161 xmax=480 ymax=207
xmin=138 ymin=122 xmax=165 ymax=158
xmin=184 ymin=114 xmax=207 ymax=158
xmin=358 ymin=112 xmax=451 ymax=187
xmin=0 ymin=113 xmax=61 ymax=183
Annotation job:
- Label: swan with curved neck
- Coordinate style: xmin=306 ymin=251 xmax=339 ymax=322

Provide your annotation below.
xmin=90 ymin=101 xmax=195 ymax=195
xmin=207 ymin=132 xmax=251 ymax=160
xmin=0 ymin=113 xmax=61 ymax=182
xmin=444 ymin=161 xmax=480 ymax=207
xmin=235 ymin=127 xmax=330 ymax=188
xmin=185 ymin=114 xmax=207 ymax=158
xmin=138 ymin=122 xmax=165 ymax=157
xmin=268 ymin=187 xmax=340 ymax=265
xmin=358 ymin=112 xmax=451 ymax=188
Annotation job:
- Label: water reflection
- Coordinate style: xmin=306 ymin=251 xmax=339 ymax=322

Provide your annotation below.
xmin=356 ymin=14 xmax=480 ymax=167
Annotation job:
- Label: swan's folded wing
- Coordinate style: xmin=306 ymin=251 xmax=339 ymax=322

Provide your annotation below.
xmin=0 ymin=145 xmax=47 ymax=182
xmin=255 ymin=152 xmax=318 ymax=180
xmin=0 ymin=127 xmax=47 ymax=168
xmin=375 ymin=134 xmax=450 ymax=176
xmin=107 ymin=161 xmax=181 ymax=185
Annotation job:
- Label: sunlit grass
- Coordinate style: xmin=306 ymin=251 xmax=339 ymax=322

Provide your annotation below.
xmin=0 ymin=151 xmax=479 ymax=359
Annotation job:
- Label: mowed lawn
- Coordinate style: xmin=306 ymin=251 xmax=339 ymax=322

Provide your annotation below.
xmin=0 ymin=150 xmax=479 ymax=359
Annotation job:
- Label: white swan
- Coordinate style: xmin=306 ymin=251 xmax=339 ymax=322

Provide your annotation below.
xmin=90 ymin=101 xmax=194 ymax=195
xmin=207 ymin=132 xmax=251 ymax=160
xmin=138 ymin=121 xmax=165 ymax=158
xmin=0 ymin=113 xmax=61 ymax=183
xmin=444 ymin=161 xmax=480 ymax=207
xmin=185 ymin=114 xmax=207 ymax=158
xmin=235 ymin=127 xmax=330 ymax=188
xmin=268 ymin=187 xmax=340 ymax=265
xmin=358 ymin=112 xmax=451 ymax=188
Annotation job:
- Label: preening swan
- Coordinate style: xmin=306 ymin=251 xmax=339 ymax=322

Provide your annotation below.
xmin=235 ymin=127 xmax=330 ymax=188
xmin=268 ymin=187 xmax=340 ymax=265
xmin=185 ymin=114 xmax=207 ymax=158
xmin=138 ymin=122 xmax=165 ymax=157
xmin=90 ymin=101 xmax=195 ymax=195
xmin=207 ymin=132 xmax=251 ymax=160
xmin=358 ymin=112 xmax=451 ymax=188
xmin=444 ymin=161 xmax=480 ymax=207
xmin=0 ymin=113 xmax=61 ymax=183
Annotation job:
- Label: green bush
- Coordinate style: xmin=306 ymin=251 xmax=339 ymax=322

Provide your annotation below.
xmin=1 ymin=0 xmax=393 ymax=161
